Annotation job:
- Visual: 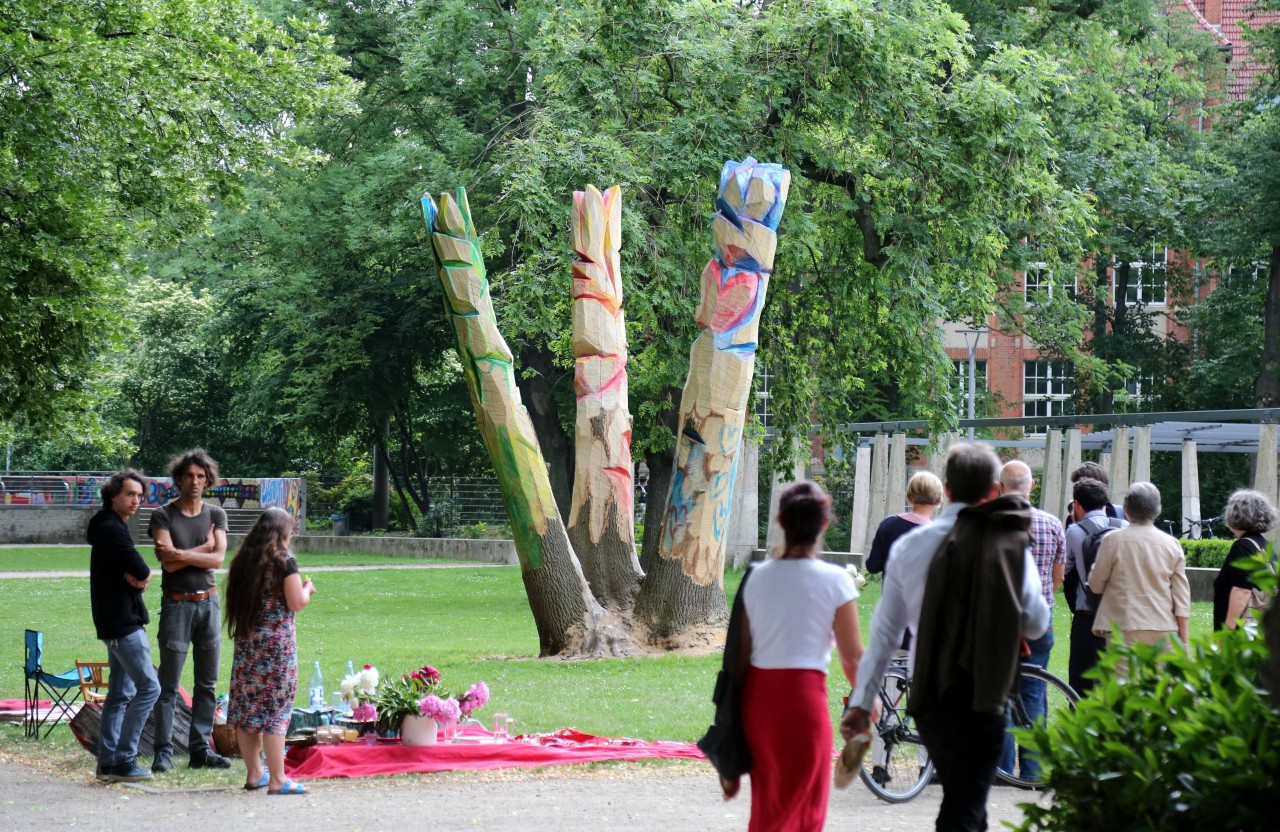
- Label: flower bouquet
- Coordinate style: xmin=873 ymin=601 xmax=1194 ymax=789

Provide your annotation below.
xmin=456 ymin=681 xmax=490 ymax=727
xmin=375 ymin=664 xmax=442 ymax=734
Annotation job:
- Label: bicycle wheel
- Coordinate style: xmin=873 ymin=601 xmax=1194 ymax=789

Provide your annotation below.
xmin=997 ymin=664 xmax=1080 ymax=789
xmin=859 ymin=669 xmax=934 ymax=803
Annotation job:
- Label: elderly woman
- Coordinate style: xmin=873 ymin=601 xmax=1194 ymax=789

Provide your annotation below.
xmin=1088 ymin=482 xmax=1190 ymax=648
xmin=1214 ymin=489 xmax=1278 ymax=631
xmin=866 ymin=471 xmax=945 ymax=574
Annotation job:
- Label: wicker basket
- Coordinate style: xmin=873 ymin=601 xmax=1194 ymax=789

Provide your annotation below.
xmin=212 ymin=723 xmax=242 ymax=758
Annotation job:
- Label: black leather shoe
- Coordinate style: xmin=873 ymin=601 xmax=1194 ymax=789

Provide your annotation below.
xmin=151 ymin=750 xmax=173 ymax=773
xmin=189 ymin=751 xmax=231 ymax=769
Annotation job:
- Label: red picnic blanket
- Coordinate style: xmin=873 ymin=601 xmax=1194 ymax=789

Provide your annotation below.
xmin=284 ymin=726 xmax=705 ymax=780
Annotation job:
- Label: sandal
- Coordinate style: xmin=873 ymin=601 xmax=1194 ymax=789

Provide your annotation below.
xmin=268 ymin=780 xmax=307 ymax=795
xmin=244 ymin=770 xmax=270 ymax=791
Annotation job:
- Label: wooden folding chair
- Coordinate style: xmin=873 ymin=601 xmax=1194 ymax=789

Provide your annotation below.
xmin=75 ymin=660 xmax=109 ymax=704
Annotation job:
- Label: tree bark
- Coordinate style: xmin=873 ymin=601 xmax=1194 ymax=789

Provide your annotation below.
xmin=516 ymin=343 xmax=575 ymax=523
xmin=421 ymin=188 xmax=635 ymax=656
xmin=372 ymin=413 xmax=390 ymax=530
xmin=1256 ymin=246 xmax=1280 ymax=407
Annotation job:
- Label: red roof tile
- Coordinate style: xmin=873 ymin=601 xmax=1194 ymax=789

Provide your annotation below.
xmin=1192 ymin=0 xmax=1280 ymax=99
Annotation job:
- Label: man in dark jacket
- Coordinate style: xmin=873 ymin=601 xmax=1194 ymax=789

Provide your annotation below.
xmin=88 ymin=469 xmax=160 ymax=783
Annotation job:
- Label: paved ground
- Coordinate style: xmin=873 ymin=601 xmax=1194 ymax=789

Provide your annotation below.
xmin=0 ymin=754 xmax=1041 ymax=831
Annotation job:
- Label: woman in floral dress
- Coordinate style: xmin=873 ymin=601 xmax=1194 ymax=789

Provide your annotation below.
xmin=224 ymin=507 xmax=315 ymax=794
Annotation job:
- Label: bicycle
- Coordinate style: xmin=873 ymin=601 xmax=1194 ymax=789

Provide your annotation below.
xmin=856 ymin=655 xmax=933 ymax=803
xmin=995 ymin=664 xmax=1080 ymax=789
xmin=853 ymin=659 xmax=1079 ymax=802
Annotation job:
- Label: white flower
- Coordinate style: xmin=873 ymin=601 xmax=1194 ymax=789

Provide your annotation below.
xmin=340 ymin=675 xmax=356 ymax=698
xmin=358 ymin=666 xmax=380 ymax=692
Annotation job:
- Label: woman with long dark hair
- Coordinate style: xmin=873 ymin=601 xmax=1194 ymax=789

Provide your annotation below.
xmin=224 ymin=507 xmax=315 ymax=794
xmin=737 ymin=480 xmax=864 ymax=831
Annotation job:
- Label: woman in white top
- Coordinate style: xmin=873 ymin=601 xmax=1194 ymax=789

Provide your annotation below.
xmin=737 ymin=481 xmax=864 ymax=832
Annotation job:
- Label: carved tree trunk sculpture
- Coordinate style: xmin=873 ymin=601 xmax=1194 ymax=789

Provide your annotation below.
xmin=566 ymin=185 xmax=643 ymax=612
xmin=420 ymin=188 xmax=633 ymax=657
xmin=634 ymin=158 xmax=791 ymax=641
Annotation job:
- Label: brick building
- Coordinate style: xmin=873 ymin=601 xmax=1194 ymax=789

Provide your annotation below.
xmin=942 ymin=0 xmax=1280 ymax=430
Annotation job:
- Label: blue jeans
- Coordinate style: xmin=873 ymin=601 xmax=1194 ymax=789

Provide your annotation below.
xmin=98 ymin=629 xmax=160 ymax=768
xmin=1000 ymin=628 xmax=1054 ymax=779
xmin=154 ymin=595 xmax=222 ymax=758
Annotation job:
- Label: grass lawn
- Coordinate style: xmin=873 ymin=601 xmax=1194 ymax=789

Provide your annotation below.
xmin=0 ymin=545 xmax=1218 ymax=787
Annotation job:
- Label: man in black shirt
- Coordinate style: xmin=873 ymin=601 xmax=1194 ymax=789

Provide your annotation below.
xmin=88 ymin=469 xmax=160 ymax=782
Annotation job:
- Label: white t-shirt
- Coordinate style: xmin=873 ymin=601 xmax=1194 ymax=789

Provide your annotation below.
xmin=742 ymin=558 xmax=859 ymax=673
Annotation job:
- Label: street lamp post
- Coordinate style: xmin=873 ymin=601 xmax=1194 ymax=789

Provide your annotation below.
xmin=959 ymin=328 xmax=988 ymax=441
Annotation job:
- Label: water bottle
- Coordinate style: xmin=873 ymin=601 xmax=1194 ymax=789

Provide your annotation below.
xmin=346 ymin=660 xmax=356 ymax=679
xmin=308 ymin=661 xmax=325 ymax=709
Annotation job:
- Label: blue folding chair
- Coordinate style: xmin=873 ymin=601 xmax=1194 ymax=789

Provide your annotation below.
xmin=24 ymin=629 xmax=83 ymax=739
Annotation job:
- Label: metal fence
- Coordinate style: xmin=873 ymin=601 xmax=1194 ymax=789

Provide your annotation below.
xmin=1 ymin=471 xmax=115 ymax=506
xmin=307 ymin=475 xmax=509 ymax=534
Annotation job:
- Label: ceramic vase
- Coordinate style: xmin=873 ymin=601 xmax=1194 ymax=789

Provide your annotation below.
xmin=401 ymin=714 xmax=438 ymax=746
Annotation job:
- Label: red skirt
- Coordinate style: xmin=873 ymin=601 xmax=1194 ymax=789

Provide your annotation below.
xmin=742 ymin=667 xmax=832 ymax=832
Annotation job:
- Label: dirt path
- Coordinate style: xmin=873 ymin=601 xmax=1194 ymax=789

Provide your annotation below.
xmin=0 ymin=754 xmax=1039 ymax=831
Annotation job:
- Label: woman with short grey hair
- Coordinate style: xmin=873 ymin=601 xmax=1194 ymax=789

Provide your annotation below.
xmin=1214 ymin=489 xmax=1278 ymax=631
xmin=1122 ymin=481 xmax=1162 ymax=524
xmin=1088 ymin=482 xmax=1190 ymax=648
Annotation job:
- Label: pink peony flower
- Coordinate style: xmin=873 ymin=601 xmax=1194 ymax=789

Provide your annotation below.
xmin=418 ymin=694 xmax=461 ymax=723
xmin=460 ymin=681 xmax=489 ymax=715
xmin=351 ymin=703 xmax=377 ymax=722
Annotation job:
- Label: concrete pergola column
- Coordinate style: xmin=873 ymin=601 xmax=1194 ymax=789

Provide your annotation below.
xmin=1061 ymin=428 xmax=1082 ymax=519
xmin=765 ymin=443 xmax=806 ymax=555
xmin=848 ymin=443 xmax=872 ymax=554
xmin=927 ymin=434 xmax=947 ymax=478
xmin=1041 ymin=429 xmax=1063 ymax=515
xmin=865 ymin=433 xmax=890 ymax=553
xmin=1255 ymin=423 xmax=1278 ymax=541
xmin=885 ymin=433 xmax=907 ymax=517
xmin=727 ymin=439 xmax=760 ymax=567
xmin=1131 ymin=425 xmax=1151 ymax=484
xmin=1109 ymin=426 xmax=1131 ymax=501
xmin=1182 ymin=438 xmax=1202 ymax=537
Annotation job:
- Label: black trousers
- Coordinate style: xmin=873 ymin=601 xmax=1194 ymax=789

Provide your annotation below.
xmin=1068 ymin=611 xmax=1107 ymax=694
xmin=916 ymin=709 xmax=1007 ymax=832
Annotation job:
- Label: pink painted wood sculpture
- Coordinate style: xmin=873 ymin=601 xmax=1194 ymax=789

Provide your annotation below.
xmin=567 ymin=185 xmax=642 ymax=611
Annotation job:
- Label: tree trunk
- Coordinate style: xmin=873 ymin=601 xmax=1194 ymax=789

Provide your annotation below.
xmin=422 ymin=188 xmax=635 ymax=656
xmin=516 ymin=343 xmax=575 ymax=523
xmin=1256 ymin=246 xmax=1280 ymax=407
xmin=372 ymin=413 xmax=390 ymax=530
xmin=640 ymin=442 xmax=675 ymax=575
xmin=566 ymin=185 xmax=642 ymax=613
xmin=633 ymin=159 xmax=791 ymax=644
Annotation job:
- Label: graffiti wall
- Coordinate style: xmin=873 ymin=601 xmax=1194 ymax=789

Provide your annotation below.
xmin=1 ymin=475 xmax=305 ymax=520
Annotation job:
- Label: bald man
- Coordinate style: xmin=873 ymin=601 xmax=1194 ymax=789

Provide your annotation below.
xmin=997 ymin=460 xmax=1066 ymax=779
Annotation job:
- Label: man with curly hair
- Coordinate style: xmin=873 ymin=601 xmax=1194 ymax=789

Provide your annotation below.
xmin=148 ymin=449 xmax=230 ymax=771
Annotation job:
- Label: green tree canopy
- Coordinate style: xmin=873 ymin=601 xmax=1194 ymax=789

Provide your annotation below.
xmin=0 ymin=0 xmax=353 ymax=425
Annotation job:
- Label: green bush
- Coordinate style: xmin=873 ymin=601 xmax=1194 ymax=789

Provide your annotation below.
xmin=1016 ymin=558 xmax=1279 ymax=832
xmin=315 ymin=474 xmax=374 ymax=531
xmin=1180 ymin=538 xmax=1234 ymax=568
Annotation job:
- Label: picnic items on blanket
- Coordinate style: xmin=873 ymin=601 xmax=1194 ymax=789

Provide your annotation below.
xmin=69 ymin=688 xmax=196 ymax=759
xmin=283 ymin=726 xmax=704 ymax=780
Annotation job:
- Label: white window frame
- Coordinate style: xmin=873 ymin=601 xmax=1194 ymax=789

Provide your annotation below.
xmin=952 ymin=359 xmax=988 ymax=416
xmin=1022 ymin=360 xmax=1074 ymax=435
xmin=1119 ymin=245 xmax=1167 ymax=306
xmin=755 ymin=364 xmax=774 ymax=438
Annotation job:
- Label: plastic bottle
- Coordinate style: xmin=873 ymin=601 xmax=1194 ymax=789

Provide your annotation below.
xmin=346 ymin=660 xmax=356 ymax=678
xmin=308 ymin=661 xmax=325 ymax=709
